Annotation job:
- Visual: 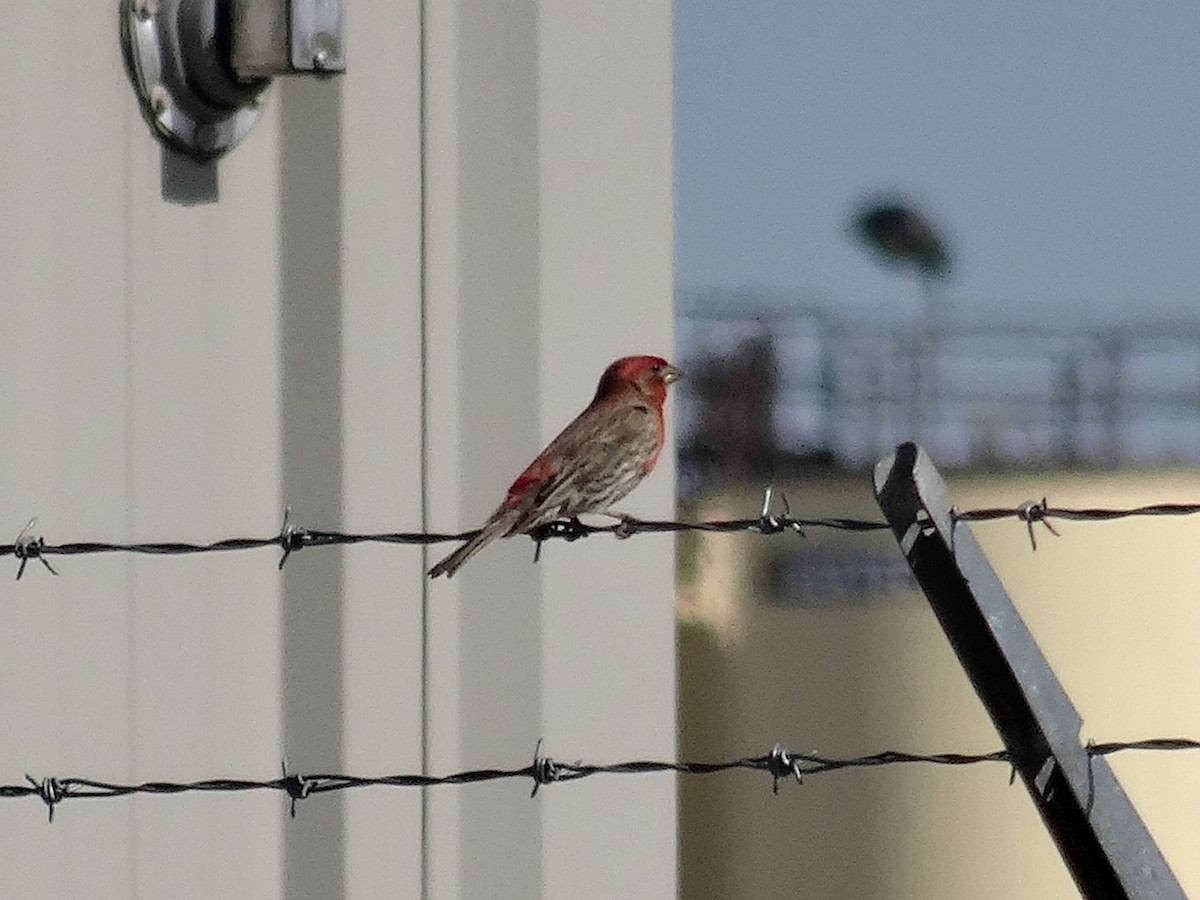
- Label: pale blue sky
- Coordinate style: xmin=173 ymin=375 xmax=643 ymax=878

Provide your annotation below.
xmin=675 ymin=1 xmax=1200 ymax=327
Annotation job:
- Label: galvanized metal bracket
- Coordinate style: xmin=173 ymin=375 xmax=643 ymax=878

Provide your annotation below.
xmin=121 ymin=0 xmax=270 ymax=161
xmin=230 ymin=0 xmax=345 ymax=76
xmin=289 ymin=0 xmax=344 ymax=71
xmin=873 ymin=443 xmax=1184 ymax=900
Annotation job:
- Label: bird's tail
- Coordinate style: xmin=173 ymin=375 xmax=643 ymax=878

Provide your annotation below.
xmin=428 ymin=516 xmax=512 ymax=578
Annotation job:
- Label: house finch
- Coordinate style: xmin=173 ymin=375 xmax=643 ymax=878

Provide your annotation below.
xmin=428 ymin=354 xmax=683 ymax=578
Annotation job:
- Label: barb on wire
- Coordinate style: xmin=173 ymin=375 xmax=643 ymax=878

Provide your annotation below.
xmin=13 ymin=519 xmax=56 ymax=580
xmin=1014 ymin=498 xmax=1061 ymax=551
xmin=8 ymin=492 xmax=1200 ymax=576
xmin=276 ymin=508 xmax=307 ymax=571
xmin=9 ymin=737 xmax=1199 ymax=821
xmin=758 ymin=487 xmax=806 ymax=537
xmin=279 ymin=758 xmax=313 ymax=818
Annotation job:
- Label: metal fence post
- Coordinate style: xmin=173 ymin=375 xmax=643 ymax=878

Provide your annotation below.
xmin=873 ymin=442 xmax=1185 ymax=900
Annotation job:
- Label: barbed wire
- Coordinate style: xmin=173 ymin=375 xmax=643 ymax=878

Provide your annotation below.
xmin=0 ymin=491 xmax=880 ymax=579
xmin=11 ymin=738 xmax=1199 ymax=821
xmin=951 ymin=498 xmax=1200 ymax=550
xmin=7 ymin=489 xmax=1200 ymax=578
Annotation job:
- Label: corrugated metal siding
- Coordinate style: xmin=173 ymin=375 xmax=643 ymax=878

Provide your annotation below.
xmin=0 ymin=1 xmax=674 ymax=897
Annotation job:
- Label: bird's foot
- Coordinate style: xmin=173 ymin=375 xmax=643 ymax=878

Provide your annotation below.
xmin=602 ymin=510 xmax=642 ymax=539
xmin=544 ymin=517 xmax=590 ymax=541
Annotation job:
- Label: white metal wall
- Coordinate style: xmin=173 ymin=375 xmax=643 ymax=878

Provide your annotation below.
xmin=0 ymin=0 xmax=674 ymax=897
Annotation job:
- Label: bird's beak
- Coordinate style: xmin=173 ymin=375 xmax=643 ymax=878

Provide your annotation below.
xmin=661 ymin=365 xmax=684 ymax=385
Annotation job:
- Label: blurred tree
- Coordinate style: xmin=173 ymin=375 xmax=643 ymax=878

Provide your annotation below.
xmin=852 ymin=196 xmax=953 ymax=444
xmin=852 ymin=199 xmax=951 ymax=280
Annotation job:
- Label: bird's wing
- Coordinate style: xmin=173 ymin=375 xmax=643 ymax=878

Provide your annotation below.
xmin=503 ymin=456 xmax=558 ymax=508
xmin=508 ymin=401 xmax=658 ymax=532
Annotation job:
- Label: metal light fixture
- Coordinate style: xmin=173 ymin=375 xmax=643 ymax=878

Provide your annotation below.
xmin=120 ymin=0 xmax=345 ymax=161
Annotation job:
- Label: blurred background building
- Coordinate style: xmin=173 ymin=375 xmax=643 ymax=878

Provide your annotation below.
xmin=677 ymin=298 xmax=1200 ymax=476
xmin=672 ymin=297 xmax=1200 ymax=898
xmin=675 ymin=4 xmax=1200 ymax=890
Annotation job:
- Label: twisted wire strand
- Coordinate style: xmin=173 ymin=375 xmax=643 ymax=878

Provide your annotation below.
xmin=9 ymin=489 xmax=1200 ymax=577
xmin=14 ymin=738 xmax=1200 ymax=821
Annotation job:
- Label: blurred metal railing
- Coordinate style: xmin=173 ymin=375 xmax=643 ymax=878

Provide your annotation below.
xmin=677 ymin=299 xmax=1200 ymax=469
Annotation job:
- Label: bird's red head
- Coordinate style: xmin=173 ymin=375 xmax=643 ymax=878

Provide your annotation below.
xmin=594 ymin=354 xmax=684 ymax=407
